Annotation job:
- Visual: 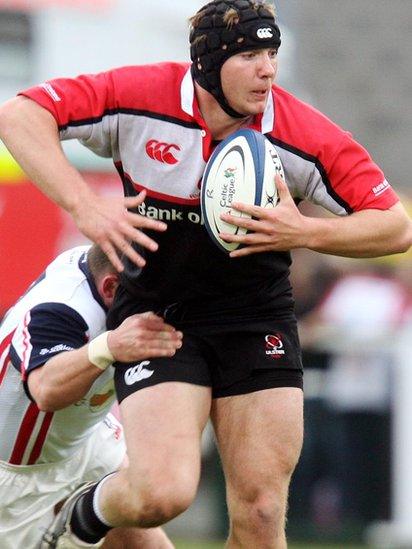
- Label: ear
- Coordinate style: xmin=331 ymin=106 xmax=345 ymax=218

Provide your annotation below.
xmin=99 ymin=274 xmax=119 ymax=307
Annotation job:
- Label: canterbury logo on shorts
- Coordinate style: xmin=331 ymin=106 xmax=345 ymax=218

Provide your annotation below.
xmin=124 ymin=361 xmax=154 ymax=385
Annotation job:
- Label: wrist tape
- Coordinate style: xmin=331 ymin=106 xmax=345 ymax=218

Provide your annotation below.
xmin=88 ymin=331 xmax=115 ymax=370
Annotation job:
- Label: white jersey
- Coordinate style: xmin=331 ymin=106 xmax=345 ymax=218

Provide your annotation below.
xmin=0 ymin=246 xmax=117 ymax=465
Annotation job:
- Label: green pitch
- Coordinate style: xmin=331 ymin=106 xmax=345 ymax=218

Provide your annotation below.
xmin=173 ymin=541 xmax=367 ymax=549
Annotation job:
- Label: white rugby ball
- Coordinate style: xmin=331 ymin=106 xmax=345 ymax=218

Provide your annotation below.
xmin=201 ymin=128 xmax=285 ymax=252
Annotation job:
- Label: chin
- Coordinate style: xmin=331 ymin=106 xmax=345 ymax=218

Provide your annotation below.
xmin=244 ymin=103 xmax=266 ymax=115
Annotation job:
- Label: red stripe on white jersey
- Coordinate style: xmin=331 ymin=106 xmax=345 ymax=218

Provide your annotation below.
xmin=0 ymin=329 xmax=15 ymax=386
xmin=27 ymin=411 xmax=54 ymax=464
xmin=9 ymin=402 xmax=40 ymax=464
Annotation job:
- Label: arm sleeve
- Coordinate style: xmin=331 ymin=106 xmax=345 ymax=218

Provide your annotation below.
xmin=322 ymin=131 xmax=399 ymax=213
xmin=19 ymin=71 xmax=119 ymax=158
xmin=10 ymin=302 xmax=89 ymax=379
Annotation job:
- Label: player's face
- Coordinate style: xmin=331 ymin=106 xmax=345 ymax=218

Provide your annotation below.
xmin=221 ymin=48 xmax=278 ymax=116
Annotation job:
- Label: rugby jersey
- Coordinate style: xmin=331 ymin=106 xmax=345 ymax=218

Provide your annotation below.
xmin=0 ymin=246 xmax=117 ymax=465
xmin=20 ymin=63 xmax=399 ymax=322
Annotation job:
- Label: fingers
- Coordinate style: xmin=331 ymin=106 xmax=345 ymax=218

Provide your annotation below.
xmin=108 ymin=233 xmax=147 ymax=268
xmin=220 ymin=232 xmax=273 ymax=246
xmin=125 ymin=209 xmax=168 ymax=232
xmin=106 ymin=195 xmax=168 ymax=269
xmin=220 ymin=213 xmax=273 ymax=235
xmin=224 ymin=175 xmax=290 ymax=222
xmin=136 ymin=339 xmax=182 ymax=358
xmin=229 ymin=244 xmax=273 ymax=258
xmin=274 ymin=173 xmax=290 ymax=201
xmin=98 ymin=241 xmax=125 ymax=273
xmin=119 ymin=329 xmax=183 ymax=361
xmin=110 ymin=316 xmax=184 ymax=362
xmin=226 ymin=202 xmax=267 ymax=220
xmin=124 ymin=193 xmax=167 ymax=232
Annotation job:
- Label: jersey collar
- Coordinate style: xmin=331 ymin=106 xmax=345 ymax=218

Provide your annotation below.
xmin=78 ymin=251 xmax=107 ymax=312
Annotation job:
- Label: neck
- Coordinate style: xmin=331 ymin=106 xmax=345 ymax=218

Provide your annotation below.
xmin=195 ymin=84 xmax=252 ymax=141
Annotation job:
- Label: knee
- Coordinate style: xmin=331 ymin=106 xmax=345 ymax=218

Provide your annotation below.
xmin=138 ymin=483 xmax=196 ymax=526
xmin=231 ymin=492 xmax=286 ymax=537
xmin=123 ymin=471 xmax=198 ymax=527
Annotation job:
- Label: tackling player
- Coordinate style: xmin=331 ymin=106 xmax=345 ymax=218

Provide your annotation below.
xmin=0 ymin=244 xmax=181 ymax=548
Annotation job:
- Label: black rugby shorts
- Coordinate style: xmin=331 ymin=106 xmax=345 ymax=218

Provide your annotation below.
xmin=113 ymin=321 xmax=303 ymax=403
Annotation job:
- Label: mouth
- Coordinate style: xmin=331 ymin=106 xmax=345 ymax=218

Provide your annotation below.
xmin=250 ymin=90 xmax=268 ymax=100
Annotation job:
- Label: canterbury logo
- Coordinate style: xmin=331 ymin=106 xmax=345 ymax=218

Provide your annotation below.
xmin=256 ymin=27 xmax=273 ymax=39
xmin=146 ymin=140 xmax=181 ymax=164
xmin=124 ymin=361 xmax=154 ymax=385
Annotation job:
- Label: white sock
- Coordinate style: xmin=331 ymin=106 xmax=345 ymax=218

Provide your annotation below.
xmin=92 ymin=472 xmax=116 ymax=527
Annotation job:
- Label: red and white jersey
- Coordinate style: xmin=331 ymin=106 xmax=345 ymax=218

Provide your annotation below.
xmin=0 ymin=246 xmax=117 ymax=465
xmin=20 ymin=64 xmax=400 ymax=319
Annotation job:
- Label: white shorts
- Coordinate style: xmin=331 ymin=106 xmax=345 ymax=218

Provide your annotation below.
xmin=0 ymin=413 xmax=126 ymax=549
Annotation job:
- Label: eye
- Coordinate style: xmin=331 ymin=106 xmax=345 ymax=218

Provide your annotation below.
xmin=242 ymin=51 xmax=257 ymax=60
xmin=268 ymin=49 xmax=278 ymax=59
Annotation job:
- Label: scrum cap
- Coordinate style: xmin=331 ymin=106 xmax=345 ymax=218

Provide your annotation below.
xmin=190 ymin=0 xmax=281 ymax=118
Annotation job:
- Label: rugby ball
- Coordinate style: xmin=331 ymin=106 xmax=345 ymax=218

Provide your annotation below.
xmin=201 ymin=128 xmax=285 ymax=253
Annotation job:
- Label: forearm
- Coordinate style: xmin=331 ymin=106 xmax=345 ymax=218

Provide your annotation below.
xmin=28 ymin=345 xmax=106 ymax=411
xmin=28 ymin=313 xmax=183 ymax=411
xmin=303 ymin=203 xmax=412 ymax=258
xmin=0 ymin=96 xmax=94 ymax=214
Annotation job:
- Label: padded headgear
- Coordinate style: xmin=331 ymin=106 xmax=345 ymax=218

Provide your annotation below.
xmin=190 ymin=0 xmax=281 ymax=118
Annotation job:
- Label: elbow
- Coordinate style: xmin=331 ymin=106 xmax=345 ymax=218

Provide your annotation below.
xmin=388 ymin=204 xmax=412 ymax=255
xmin=33 ymin=390 xmax=66 ymax=412
xmin=395 ymin=222 xmax=412 ymax=254
xmin=0 ymin=97 xmax=17 ymax=118
xmin=0 ymin=102 xmax=11 ymax=138
xmin=35 ymin=398 xmax=61 ymax=413
xmin=0 ymin=98 xmax=23 ymax=141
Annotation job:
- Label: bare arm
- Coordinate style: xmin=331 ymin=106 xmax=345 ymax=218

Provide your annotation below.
xmin=0 ymin=96 xmax=166 ymax=271
xmin=220 ymin=175 xmax=412 ymax=258
xmin=28 ymin=313 xmax=183 ymax=411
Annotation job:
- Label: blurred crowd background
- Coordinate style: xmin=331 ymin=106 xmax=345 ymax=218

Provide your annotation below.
xmin=1 ymin=1 xmax=411 ymax=546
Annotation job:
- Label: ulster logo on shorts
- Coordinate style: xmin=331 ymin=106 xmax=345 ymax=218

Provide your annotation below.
xmin=265 ymin=334 xmax=285 ymax=359
xmin=124 ymin=361 xmax=154 ymax=385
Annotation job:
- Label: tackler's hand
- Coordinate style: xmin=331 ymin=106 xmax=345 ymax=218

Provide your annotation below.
xmin=108 ymin=312 xmax=183 ymax=362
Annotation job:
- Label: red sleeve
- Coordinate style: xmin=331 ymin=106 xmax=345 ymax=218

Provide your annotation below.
xmin=325 ymin=131 xmax=398 ymax=211
xmin=273 ymin=86 xmax=399 ymax=213
xmin=18 ymin=71 xmax=115 ymax=129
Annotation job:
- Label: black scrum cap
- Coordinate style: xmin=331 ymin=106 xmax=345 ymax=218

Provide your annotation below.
xmin=190 ymin=0 xmax=281 ymax=118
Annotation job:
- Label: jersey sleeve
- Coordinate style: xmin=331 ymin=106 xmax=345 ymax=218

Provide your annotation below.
xmin=10 ymin=302 xmax=89 ymax=380
xmin=321 ymin=131 xmax=399 ymax=213
xmin=19 ymin=71 xmax=118 ymax=158
xmin=273 ymin=87 xmax=400 ymax=215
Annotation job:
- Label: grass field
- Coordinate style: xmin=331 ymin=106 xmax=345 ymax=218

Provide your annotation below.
xmin=173 ymin=541 xmax=367 ymax=549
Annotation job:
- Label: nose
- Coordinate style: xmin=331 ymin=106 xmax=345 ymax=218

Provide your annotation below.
xmin=257 ymin=52 xmax=276 ymax=79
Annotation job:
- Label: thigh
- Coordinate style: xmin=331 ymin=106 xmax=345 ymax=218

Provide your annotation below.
xmin=211 ymin=387 xmax=304 ymax=494
xmin=81 ymin=413 xmax=126 ymax=479
xmin=120 ymin=382 xmax=212 ymax=487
